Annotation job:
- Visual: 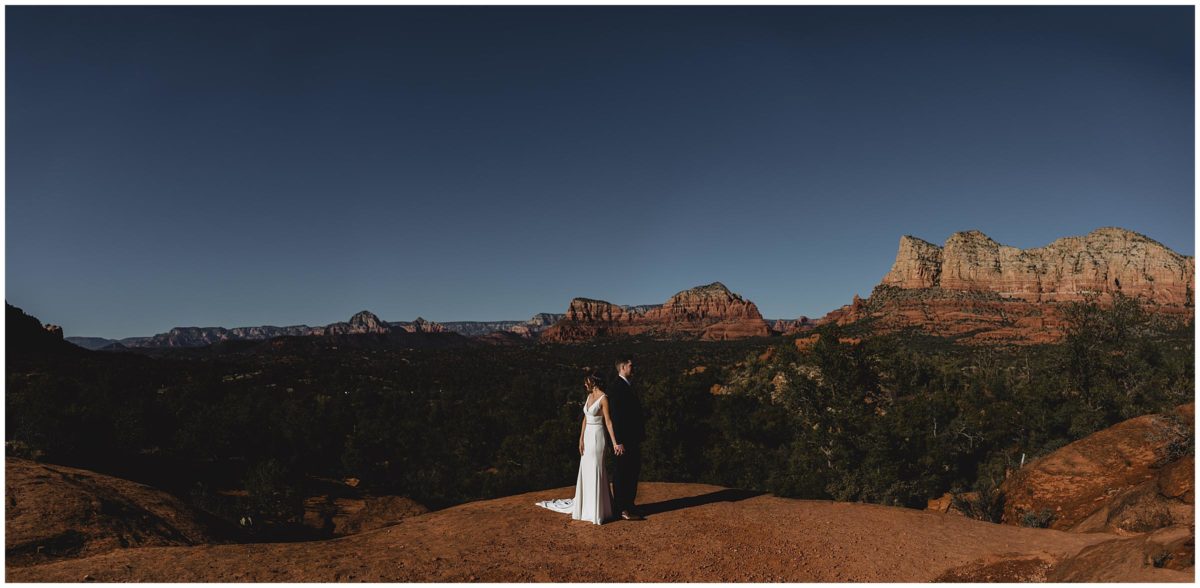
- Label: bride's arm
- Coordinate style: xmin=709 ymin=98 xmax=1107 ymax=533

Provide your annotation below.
xmin=600 ymin=397 xmax=620 ymax=451
xmin=579 ymin=414 xmax=587 ymax=455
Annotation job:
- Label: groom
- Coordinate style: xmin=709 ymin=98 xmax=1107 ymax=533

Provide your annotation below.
xmin=607 ymin=354 xmax=645 ymax=521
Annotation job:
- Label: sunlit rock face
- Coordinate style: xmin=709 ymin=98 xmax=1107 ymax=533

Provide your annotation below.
xmin=881 ymin=227 xmax=1193 ymax=305
xmin=821 ymin=227 xmax=1194 ymax=345
xmin=541 ymin=282 xmax=771 ymax=342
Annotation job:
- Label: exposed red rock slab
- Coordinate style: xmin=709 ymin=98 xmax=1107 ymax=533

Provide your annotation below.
xmin=5 ymin=458 xmax=221 ymax=568
xmin=8 ymin=481 xmax=1188 ymax=583
xmin=1000 ymin=404 xmax=1194 ymax=534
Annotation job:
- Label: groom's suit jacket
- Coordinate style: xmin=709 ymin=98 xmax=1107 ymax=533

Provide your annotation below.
xmin=606 ymin=374 xmax=645 ymax=446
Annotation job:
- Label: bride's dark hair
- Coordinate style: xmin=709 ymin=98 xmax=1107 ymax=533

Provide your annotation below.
xmin=584 ymin=371 xmax=604 ymax=392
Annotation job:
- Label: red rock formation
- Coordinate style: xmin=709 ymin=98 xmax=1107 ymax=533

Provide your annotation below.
xmin=541 ymin=282 xmax=771 ymax=342
xmin=5 ymin=458 xmax=221 ymax=568
xmin=322 ymin=311 xmax=392 ymax=336
xmin=818 ymin=227 xmax=1194 ymax=345
xmin=770 ymin=317 xmax=813 ymax=334
xmin=882 ymin=227 xmax=1193 ymax=305
xmin=392 ymin=317 xmax=447 ymax=334
xmin=999 ymin=404 xmax=1193 ymax=534
xmin=883 ymin=235 xmax=943 ymax=289
xmin=793 ymin=333 xmax=862 ymax=350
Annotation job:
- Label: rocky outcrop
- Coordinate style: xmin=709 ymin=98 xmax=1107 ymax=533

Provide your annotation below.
xmin=880 ymin=227 xmax=1193 ymax=305
xmin=541 ymin=282 xmax=772 ymax=342
xmin=820 ymin=227 xmax=1194 ymax=344
xmin=769 ymin=317 xmax=813 ymax=334
xmin=793 ymin=333 xmax=862 ymax=350
xmin=882 ymin=235 xmax=943 ymax=289
xmin=5 ymin=458 xmax=225 ymax=567
xmin=323 ymin=311 xmax=392 ymax=336
xmin=438 ymin=313 xmax=564 ymax=338
xmin=388 ymin=317 xmax=447 ymax=334
xmin=7 ymin=303 xmax=84 ymax=356
xmin=999 ymin=404 xmax=1193 ymax=534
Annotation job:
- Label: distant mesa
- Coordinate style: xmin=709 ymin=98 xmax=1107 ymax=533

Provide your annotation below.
xmin=540 ymin=282 xmax=772 ymax=342
xmin=438 ymin=313 xmax=565 ymax=338
xmin=391 ymin=316 xmax=447 ymax=334
xmin=66 ymin=310 xmax=449 ymax=350
xmin=811 ymin=227 xmax=1195 ymax=345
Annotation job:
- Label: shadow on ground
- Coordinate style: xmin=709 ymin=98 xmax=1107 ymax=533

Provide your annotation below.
xmin=638 ymin=488 xmax=764 ymax=517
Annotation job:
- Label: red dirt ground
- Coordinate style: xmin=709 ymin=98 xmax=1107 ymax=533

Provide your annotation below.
xmin=7 ymin=481 xmax=1193 ymax=582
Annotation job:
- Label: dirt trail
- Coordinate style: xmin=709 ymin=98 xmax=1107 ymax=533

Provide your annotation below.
xmin=8 ymin=482 xmax=1192 ymax=582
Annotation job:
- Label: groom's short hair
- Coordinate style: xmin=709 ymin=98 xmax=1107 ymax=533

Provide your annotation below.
xmin=615 ymin=354 xmax=633 ymax=370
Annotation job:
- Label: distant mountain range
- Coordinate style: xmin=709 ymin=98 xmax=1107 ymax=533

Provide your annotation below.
xmin=65 ymin=312 xmax=568 ymax=350
xmin=42 ymin=226 xmax=1194 ymax=351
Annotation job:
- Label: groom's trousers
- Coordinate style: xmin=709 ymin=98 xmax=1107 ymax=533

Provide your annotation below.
xmin=612 ymin=442 xmax=642 ymax=513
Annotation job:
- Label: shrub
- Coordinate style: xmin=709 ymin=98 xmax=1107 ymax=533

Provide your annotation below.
xmin=1019 ymin=508 xmax=1055 ymax=528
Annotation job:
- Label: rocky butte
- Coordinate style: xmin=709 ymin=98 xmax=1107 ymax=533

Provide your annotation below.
xmin=540 ymin=282 xmax=772 ymax=342
xmin=810 ymin=227 xmax=1195 ymax=345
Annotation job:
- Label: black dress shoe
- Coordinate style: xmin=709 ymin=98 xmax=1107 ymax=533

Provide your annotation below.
xmin=620 ymin=511 xmax=645 ymax=521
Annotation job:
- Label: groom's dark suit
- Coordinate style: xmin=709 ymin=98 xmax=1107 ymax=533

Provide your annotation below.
xmin=606 ymin=372 xmax=645 ymax=515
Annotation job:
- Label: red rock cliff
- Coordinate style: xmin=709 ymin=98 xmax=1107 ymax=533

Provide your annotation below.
xmin=881 ymin=227 xmax=1193 ymax=305
xmin=541 ymin=282 xmax=771 ymax=342
xmin=819 ymin=227 xmax=1194 ymax=345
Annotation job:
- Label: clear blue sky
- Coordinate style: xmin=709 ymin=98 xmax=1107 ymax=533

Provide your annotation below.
xmin=6 ymin=6 xmax=1194 ymax=339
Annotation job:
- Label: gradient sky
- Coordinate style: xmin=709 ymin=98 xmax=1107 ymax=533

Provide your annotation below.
xmin=6 ymin=6 xmax=1194 ymax=339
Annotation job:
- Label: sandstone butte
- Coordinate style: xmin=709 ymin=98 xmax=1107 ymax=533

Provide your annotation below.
xmin=540 ymin=282 xmax=772 ymax=342
xmin=808 ymin=226 xmax=1195 ymax=345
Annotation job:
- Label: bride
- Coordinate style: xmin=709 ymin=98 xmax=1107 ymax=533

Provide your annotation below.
xmin=535 ymin=372 xmax=620 ymax=524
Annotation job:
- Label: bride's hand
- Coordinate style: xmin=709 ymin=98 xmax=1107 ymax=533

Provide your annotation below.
xmin=579 ymin=440 xmax=585 ymax=455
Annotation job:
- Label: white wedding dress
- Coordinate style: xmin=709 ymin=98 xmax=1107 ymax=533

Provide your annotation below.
xmin=535 ymin=393 xmax=614 ymax=525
